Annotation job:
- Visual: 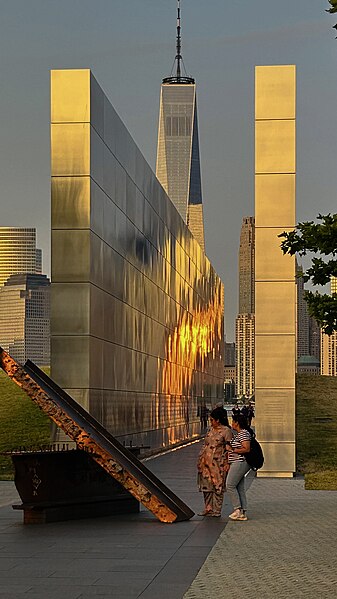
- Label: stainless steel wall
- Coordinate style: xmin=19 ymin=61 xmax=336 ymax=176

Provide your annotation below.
xmin=255 ymin=65 xmax=296 ymax=476
xmin=51 ymin=69 xmax=224 ymax=451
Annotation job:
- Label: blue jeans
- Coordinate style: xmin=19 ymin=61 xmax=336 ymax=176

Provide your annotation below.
xmin=226 ymin=460 xmax=251 ymax=511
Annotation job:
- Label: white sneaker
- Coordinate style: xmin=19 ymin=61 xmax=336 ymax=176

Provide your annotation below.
xmin=229 ymin=509 xmax=241 ymax=520
xmin=237 ymin=512 xmax=248 ymax=521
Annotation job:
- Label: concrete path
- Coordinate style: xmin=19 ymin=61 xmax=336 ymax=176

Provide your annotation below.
xmin=184 ymin=476 xmax=337 ymax=599
xmin=2 ymin=443 xmax=337 ymax=598
xmin=0 ymin=441 xmax=227 ymax=599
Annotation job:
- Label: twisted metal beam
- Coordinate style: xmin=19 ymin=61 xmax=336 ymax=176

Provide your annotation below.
xmin=0 ymin=347 xmax=194 ymax=523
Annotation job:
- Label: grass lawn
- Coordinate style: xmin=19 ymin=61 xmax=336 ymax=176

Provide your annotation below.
xmin=1 ymin=367 xmax=336 ymax=488
xmin=296 ymin=373 xmax=337 ymax=490
xmin=0 ymin=370 xmax=51 ymax=479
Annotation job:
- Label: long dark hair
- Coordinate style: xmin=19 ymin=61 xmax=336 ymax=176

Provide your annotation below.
xmin=232 ymin=413 xmax=253 ymax=435
xmin=210 ymin=407 xmax=229 ymax=427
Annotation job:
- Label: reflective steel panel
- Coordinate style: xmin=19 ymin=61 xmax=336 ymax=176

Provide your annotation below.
xmin=255 ymin=120 xmax=296 ymax=174
xmin=255 ymin=174 xmax=295 ymax=228
xmin=255 ymin=66 xmax=296 ymax=476
xmin=51 ymin=69 xmax=90 ymax=124
xmin=255 ymin=65 xmax=296 ymax=121
xmin=51 ymin=70 xmax=224 ymax=452
xmin=51 ymin=123 xmax=90 ymax=176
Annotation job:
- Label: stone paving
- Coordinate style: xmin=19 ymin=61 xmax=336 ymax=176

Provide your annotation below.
xmin=0 ymin=481 xmax=19 ymax=508
xmin=1 ymin=443 xmax=337 ymax=598
xmin=184 ymin=476 xmax=337 ymax=599
xmin=0 ymin=441 xmax=226 ymax=599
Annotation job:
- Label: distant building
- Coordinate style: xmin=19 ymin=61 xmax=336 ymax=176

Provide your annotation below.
xmin=36 ymin=248 xmax=43 ymax=274
xmin=296 ymin=262 xmax=309 ymax=359
xmin=239 ymin=217 xmax=255 ymax=314
xmin=0 ymin=273 xmax=50 ymax=365
xmin=224 ymin=381 xmax=236 ymax=401
xmin=0 ymin=227 xmax=40 ymax=287
xmin=331 ymin=276 xmax=337 ymax=295
xmin=224 ymin=342 xmax=235 ymax=366
xmin=321 ymin=331 xmax=337 ymax=376
xmin=155 ymin=1 xmax=205 ymax=250
xmin=224 ymin=341 xmax=236 ymax=401
xmin=224 ymin=364 xmax=236 ymax=401
xmin=320 ymin=277 xmax=336 ymax=376
xmin=309 ymin=315 xmax=320 ymax=363
xmin=224 ymin=365 xmax=236 ymax=382
xmin=298 ymin=355 xmax=320 ymax=375
xmin=236 ymin=313 xmax=255 ymax=397
xmin=236 ymin=217 xmax=255 ymax=397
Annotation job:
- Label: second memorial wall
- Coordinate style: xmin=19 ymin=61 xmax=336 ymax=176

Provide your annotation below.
xmin=51 ymin=69 xmax=224 ymax=451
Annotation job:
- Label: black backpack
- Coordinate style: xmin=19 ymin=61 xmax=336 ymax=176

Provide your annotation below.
xmin=245 ymin=433 xmax=264 ymax=471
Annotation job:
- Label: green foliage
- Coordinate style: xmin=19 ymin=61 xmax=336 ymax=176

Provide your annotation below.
xmin=297 ymin=374 xmax=337 ymax=489
xmin=0 ymin=371 xmax=51 ymax=479
xmin=280 ymin=214 xmax=337 ymax=335
xmin=327 ymin=0 xmax=337 ymax=14
xmin=327 ymin=1 xmax=337 ymax=33
xmin=303 ymin=292 xmax=337 ymax=336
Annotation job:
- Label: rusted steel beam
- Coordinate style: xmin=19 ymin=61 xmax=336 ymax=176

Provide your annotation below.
xmin=0 ymin=348 xmax=192 ymax=523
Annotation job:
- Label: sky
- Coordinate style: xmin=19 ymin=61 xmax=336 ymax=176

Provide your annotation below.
xmin=0 ymin=0 xmax=337 ymax=340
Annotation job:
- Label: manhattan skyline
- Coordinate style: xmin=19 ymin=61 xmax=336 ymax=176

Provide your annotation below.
xmin=1 ymin=1 xmax=337 ymax=339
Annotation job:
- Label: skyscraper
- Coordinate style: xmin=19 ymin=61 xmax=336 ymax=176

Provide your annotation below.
xmin=236 ymin=217 xmax=255 ymax=398
xmin=156 ymin=1 xmax=205 ymax=251
xmin=36 ymin=248 xmax=43 ymax=274
xmin=296 ymin=261 xmax=310 ymax=359
xmin=321 ymin=330 xmax=337 ymax=375
xmin=236 ymin=314 xmax=255 ymax=397
xmin=0 ymin=227 xmax=39 ymax=286
xmin=238 ymin=217 xmax=255 ymax=313
xmin=0 ymin=273 xmax=50 ymax=365
xmin=309 ymin=315 xmax=320 ymax=362
xmin=321 ymin=277 xmax=337 ymax=375
xmin=296 ymin=260 xmax=321 ymax=366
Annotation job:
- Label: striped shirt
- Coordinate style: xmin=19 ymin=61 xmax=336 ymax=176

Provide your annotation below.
xmin=228 ymin=429 xmax=251 ymax=463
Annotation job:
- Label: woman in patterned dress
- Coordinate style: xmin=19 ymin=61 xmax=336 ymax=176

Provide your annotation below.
xmin=197 ymin=407 xmax=233 ymax=517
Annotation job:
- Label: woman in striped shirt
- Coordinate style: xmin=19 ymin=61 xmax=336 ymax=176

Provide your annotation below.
xmin=225 ymin=413 xmax=251 ymax=521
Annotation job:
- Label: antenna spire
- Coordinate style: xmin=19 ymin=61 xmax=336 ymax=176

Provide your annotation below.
xmin=176 ymin=0 xmax=182 ymax=79
xmin=162 ymin=0 xmax=195 ymax=85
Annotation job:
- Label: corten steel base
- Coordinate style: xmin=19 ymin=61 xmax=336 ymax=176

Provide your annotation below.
xmin=10 ymin=449 xmax=139 ymax=524
xmin=0 ymin=348 xmax=194 ymax=523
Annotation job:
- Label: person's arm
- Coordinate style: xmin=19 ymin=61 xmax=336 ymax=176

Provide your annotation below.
xmin=225 ymin=436 xmax=250 ymax=454
xmin=236 ymin=440 xmax=250 ymax=453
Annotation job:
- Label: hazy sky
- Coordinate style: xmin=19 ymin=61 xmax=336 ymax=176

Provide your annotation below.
xmin=1 ymin=0 xmax=337 ymax=340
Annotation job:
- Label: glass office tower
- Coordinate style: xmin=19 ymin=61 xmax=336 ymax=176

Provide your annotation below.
xmin=51 ymin=70 xmax=224 ymax=452
xmin=236 ymin=217 xmax=255 ymax=398
xmin=156 ymin=3 xmax=205 ymax=251
xmin=0 ymin=228 xmax=37 ymax=287
xmin=0 ymin=273 xmax=50 ymax=365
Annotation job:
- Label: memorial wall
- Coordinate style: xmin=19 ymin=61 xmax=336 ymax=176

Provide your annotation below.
xmin=255 ymin=65 xmax=296 ymax=476
xmin=51 ymin=69 xmax=224 ymax=451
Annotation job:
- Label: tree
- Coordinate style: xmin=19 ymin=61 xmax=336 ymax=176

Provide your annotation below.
xmin=327 ymin=0 xmax=337 ymax=13
xmin=327 ymin=0 xmax=337 ymax=34
xmin=279 ymin=214 xmax=337 ymax=335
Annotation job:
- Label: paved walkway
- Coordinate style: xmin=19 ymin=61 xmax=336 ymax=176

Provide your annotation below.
xmin=1 ymin=443 xmax=337 ymax=598
xmin=0 ymin=441 xmax=226 ymax=599
xmin=184 ymin=476 xmax=337 ymax=599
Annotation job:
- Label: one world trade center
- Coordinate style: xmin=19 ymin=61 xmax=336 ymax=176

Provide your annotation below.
xmin=156 ymin=0 xmax=205 ymax=251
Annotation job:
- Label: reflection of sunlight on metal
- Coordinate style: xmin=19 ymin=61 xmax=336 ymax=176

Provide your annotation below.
xmin=143 ymin=438 xmax=201 ymax=462
xmin=160 ymin=280 xmax=224 ymax=401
